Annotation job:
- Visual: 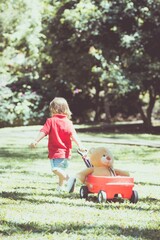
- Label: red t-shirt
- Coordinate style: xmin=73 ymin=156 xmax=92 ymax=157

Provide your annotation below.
xmin=40 ymin=114 xmax=76 ymax=159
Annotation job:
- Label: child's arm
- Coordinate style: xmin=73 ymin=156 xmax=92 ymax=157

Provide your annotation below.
xmin=71 ymin=131 xmax=85 ymax=151
xmin=29 ymin=131 xmax=46 ymax=148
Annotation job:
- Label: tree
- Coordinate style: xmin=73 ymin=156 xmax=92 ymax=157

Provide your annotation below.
xmin=115 ymin=0 xmax=160 ymax=129
xmin=1 ymin=0 xmax=159 ymax=130
xmin=46 ymin=0 xmax=160 ymax=129
xmin=0 ymin=0 xmax=43 ymax=126
xmin=39 ymin=0 xmax=134 ymax=122
xmin=39 ymin=0 xmax=104 ymax=122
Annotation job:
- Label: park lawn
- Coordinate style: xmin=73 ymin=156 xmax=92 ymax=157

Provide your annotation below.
xmin=0 ymin=126 xmax=160 ymax=240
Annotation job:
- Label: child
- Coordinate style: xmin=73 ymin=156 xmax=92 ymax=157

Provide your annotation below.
xmin=29 ymin=97 xmax=84 ymax=193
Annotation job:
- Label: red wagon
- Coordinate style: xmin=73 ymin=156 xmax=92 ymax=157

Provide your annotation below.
xmin=78 ymin=150 xmax=138 ymax=203
xmin=80 ymin=174 xmax=138 ymax=203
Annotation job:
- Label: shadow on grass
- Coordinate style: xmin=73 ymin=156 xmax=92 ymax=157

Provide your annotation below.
xmin=139 ymin=196 xmax=160 ymax=203
xmin=1 ymin=191 xmax=36 ymax=200
xmin=0 ymin=148 xmax=27 ymax=159
xmin=0 ymin=147 xmax=47 ymax=160
xmin=1 ymin=191 xmax=159 ymax=212
xmin=1 ymin=190 xmax=81 ymax=204
xmin=135 ymin=181 xmax=160 ymax=187
xmin=77 ymin=123 xmax=160 ymax=134
xmin=0 ymin=164 xmax=29 ymax=174
xmin=0 ymin=219 xmax=159 ymax=240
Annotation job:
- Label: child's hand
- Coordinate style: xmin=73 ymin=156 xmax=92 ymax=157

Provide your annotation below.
xmin=77 ymin=148 xmax=88 ymax=156
xmin=78 ymin=145 xmax=87 ymax=151
xmin=29 ymin=141 xmax=37 ymax=148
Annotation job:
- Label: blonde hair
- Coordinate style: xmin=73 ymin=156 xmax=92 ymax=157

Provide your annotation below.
xmin=50 ymin=97 xmax=72 ymax=118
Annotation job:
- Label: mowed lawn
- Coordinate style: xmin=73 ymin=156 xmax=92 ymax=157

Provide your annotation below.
xmin=0 ymin=126 xmax=160 ymax=240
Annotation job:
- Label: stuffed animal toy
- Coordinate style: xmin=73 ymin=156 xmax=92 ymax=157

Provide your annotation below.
xmin=77 ymin=146 xmax=129 ymax=183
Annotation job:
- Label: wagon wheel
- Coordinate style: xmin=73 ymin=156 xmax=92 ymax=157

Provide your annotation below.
xmin=98 ymin=190 xmax=107 ymax=203
xmin=130 ymin=190 xmax=138 ymax=204
xmin=80 ymin=186 xmax=88 ymax=199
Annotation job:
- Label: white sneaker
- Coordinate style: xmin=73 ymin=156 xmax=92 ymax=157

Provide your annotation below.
xmin=56 ymin=185 xmax=66 ymax=193
xmin=66 ymin=177 xmax=76 ymax=193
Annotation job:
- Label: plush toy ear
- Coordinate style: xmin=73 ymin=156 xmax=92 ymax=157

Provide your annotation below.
xmin=88 ymin=147 xmax=95 ymax=154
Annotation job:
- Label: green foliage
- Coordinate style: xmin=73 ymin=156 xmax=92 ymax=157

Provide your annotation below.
xmin=0 ymin=0 xmax=160 ymax=128
xmin=41 ymin=0 xmax=160 ymax=125
xmin=0 ymin=0 xmax=44 ymax=126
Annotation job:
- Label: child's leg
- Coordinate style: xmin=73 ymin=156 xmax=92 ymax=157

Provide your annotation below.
xmin=52 ymin=168 xmax=68 ymax=186
xmin=50 ymin=159 xmax=69 ymax=187
xmin=50 ymin=159 xmax=76 ymax=193
xmin=76 ymin=167 xmax=94 ymax=183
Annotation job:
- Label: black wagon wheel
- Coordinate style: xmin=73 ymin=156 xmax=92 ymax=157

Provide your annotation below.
xmin=80 ymin=186 xmax=88 ymax=199
xmin=98 ymin=190 xmax=107 ymax=203
xmin=130 ymin=190 xmax=138 ymax=204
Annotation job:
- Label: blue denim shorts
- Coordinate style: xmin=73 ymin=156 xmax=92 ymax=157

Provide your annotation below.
xmin=50 ymin=158 xmax=68 ymax=170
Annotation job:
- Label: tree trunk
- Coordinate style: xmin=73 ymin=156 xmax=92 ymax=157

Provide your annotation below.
xmin=138 ymin=88 xmax=156 ymax=131
xmin=138 ymin=105 xmax=152 ymax=131
xmin=104 ymin=95 xmax=111 ymax=123
xmin=103 ymin=83 xmax=111 ymax=123
xmin=94 ymin=79 xmax=103 ymax=122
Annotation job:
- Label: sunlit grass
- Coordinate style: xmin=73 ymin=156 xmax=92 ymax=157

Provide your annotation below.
xmin=0 ymin=126 xmax=160 ymax=240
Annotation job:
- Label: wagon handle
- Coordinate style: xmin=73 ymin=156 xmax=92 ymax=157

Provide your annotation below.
xmin=77 ymin=149 xmax=93 ymax=168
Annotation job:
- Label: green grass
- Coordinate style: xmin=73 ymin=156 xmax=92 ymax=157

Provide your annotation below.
xmin=0 ymin=126 xmax=160 ymax=240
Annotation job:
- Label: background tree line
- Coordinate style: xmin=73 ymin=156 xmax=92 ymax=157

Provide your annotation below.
xmin=0 ymin=0 xmax=160 ymax=131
